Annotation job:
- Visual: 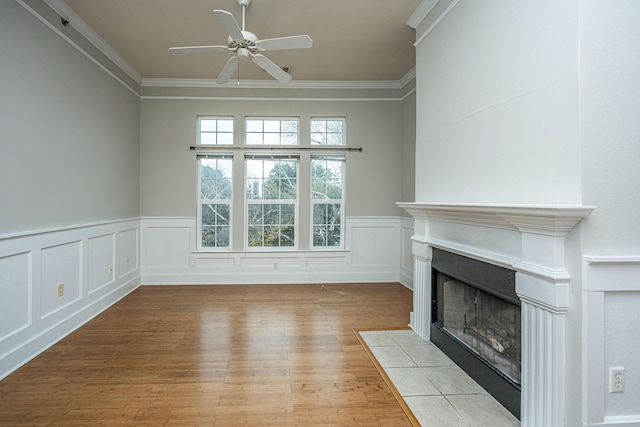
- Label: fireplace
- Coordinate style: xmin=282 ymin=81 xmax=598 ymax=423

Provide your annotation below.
xmin=431 ymin=248 xmax=520 ymax=418
xmin=397 ymin=202 xmax=594 ymax=426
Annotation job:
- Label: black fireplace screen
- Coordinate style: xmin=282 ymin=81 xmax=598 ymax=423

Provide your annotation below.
xmin=436 ymin=272 xmax=521 ymax=384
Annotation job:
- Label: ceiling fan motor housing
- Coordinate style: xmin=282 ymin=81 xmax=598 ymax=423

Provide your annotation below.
xmin=228 ymin=31 xmax=258 ymax=51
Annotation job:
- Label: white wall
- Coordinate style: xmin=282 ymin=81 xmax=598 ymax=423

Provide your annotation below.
xmin=414 ymin=0 xmax=581 ymax=205
xmin=0 ymin=1 xmax=141 ymax=380
xmin=410 ymin=0 xmax=640 ymax=425
xmin=578 ymin=1 xmax=640 ymax=424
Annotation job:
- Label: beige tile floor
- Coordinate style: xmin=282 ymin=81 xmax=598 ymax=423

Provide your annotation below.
xmin=359 ymin=329 xmax=520 ymax=427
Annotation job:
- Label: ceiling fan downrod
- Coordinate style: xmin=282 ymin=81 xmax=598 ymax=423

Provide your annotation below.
xmin=238 ymin=0 xmax=251 ymax=32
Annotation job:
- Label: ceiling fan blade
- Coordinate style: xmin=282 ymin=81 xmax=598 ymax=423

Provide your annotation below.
xmin=168 ymin=45 xmax=228 ymax=53
xmin=252 ymin=54 xmax=291 ymax=83
xmin=213 ymin=10 xmax=243 ymax=41
xmin=216 ymin=56 xmax=239 ymax=84
xmin=258 ymin=35 xmax=313 ymax=51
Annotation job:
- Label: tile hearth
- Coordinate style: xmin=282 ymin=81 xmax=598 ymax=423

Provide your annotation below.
xmin=359 ymin=329 xmax=519 ymax=427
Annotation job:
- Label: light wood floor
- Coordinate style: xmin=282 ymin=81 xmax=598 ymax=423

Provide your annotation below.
xmin=0 ymin=283 xmax=414 ymax=426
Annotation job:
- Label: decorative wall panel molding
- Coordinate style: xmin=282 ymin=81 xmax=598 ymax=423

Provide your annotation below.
xmin=0 ymin=219 xmax=140 ymax=380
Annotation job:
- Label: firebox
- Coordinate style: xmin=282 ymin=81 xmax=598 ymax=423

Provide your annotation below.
xmin=431 ymin=248 xmax=521 ymax=418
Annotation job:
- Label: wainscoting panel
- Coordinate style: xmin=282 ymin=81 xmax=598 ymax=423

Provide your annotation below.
xmin=88 ymin=234 xmax=115 ymax=294
xmin=0 ymin=252 xmax=31 ymax=341
xmin=40 ymin=241 xmax=82 ymax=319
xmin=140 ymin=216 xmax=408 ymax=285
xmin=0 ymin=219 xmax=140 ymax=381
xmin=582 ymin=256 xmax=640 ymax=426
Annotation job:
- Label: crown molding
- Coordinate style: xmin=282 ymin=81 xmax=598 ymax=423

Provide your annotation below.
xmin=141 ymin=78 xmax=407 ymax=91
xmin=406 ymin=0 xmax=439 ymax=29
xmin=43 ymin=0 xmax=143 ymax=84
xmin=142 ymin=67 xmax=416 ymax=91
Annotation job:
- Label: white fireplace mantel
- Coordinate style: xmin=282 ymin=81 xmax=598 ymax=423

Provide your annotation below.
xmin=397 ymin=202 xmax=595 ymax=427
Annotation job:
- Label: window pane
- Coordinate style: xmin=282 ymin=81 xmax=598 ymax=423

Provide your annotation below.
xmin=264 ymin=133 xmax=279 ymax=145
xmin=327 ymin=132 xmax=343 ymax=145
xmin=310 ymin=118 xmax=345 ymax=146
xmin=246 ymin=132 xmax=263 ymax=145
xmin=201 ymin=133 xmax=217 ymax=145
xmin=280 ymin=226 xmax=295 ymax=246
xmin=200 ymin=119 xmax=217 ymax=132
xmin=311 ymin=155 xmax=344 ymax=248
xmin=201 ymin=203 xmax=231 ymax=248
xmin=199 ymin=117 xmax=234 ymax=145
xmin=245 ymin=118 xmax=299 ymax=146
xmin=263 ymin=204 xmax=279 ymax=225
xmin=246 ymin=120 xmax=263 ymax=132
xmin=200 ymin=159 xmax=232 ymax=200
xmin=281 ymin=204 xmax=295 ymax=225
xmin=217 ymin=133 xmax=233 ymax=145
xmin=218 ymin=120 xmax=233 ymax=132
xmin=264 ymin=120 xmax=280 ymax=132
xmin=282 ymin=133 xmax=297 ymax=145
xmin=247 ymin=204 xmax=262 ymax=225
xmin=248 ymin=226 xmax=262 ymax=247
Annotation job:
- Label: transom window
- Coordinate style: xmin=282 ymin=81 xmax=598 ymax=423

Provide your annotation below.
xmin=198 ymin=117 xmax=233 ymax=145
xmin=246 ymin=156 xmax=298 ymax=248
xmin=245 ymin=118 xmax=299 ymax=145
xmin=311 ymin=118 xmax=345 ymax=146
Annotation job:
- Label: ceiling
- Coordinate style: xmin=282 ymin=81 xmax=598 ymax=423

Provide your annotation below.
xmin=60 ymin=0 xmax=421 ymax=83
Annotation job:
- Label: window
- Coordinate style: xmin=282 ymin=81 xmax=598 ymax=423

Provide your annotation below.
xmin=198 ymin=117 xmax=234 ymax=145
xmin=198 ymin=155 xmax=232 ymax=249
xmin=246 ymin=156 xmax=298 ymax=248
xmin=311 ymin=155 xmax=345 ymax=247
xmin=195 ymin=116 xmax=349 ymax=251
xmin=246 ymin=118 xmax=299 ymax=145
xmin=311 ymin=118 xmax=345 ymax=145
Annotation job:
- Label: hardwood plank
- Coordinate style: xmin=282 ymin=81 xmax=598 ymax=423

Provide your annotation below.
xmin=0 ymin=283 xmax=413 ymax=426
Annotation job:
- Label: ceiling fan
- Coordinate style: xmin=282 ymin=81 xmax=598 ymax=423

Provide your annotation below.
xmin=168 ymin=0 xmax=312 ymax=84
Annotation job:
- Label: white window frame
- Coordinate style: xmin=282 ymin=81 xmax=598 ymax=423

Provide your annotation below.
xmin=197 ymin=154 xmax=233 ymax=251
xmin=197 ymin=116 xmax=234 ymax=145
xmin=311 ymin=154 xmax=345 ymax=249
xmin=310 ymin=118 xmax=346 ymax=146
xmin=245 ymin=117 xmax=300 ymax=146
xmin=244 ymin=155 xmax=299 ymax=250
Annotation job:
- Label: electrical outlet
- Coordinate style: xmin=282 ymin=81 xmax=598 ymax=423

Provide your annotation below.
xmin=609 ymin=367 xmax=625 ymax=393
xmin=108 ymin=264 xmax=113 ymax=275
xmin=273 ymin=262 xmax=279 ymax=269
xmin=56 ymin=283 xmax=64 ymax=298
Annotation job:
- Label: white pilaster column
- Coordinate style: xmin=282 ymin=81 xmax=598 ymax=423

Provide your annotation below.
xmin=410 ymin=234 xmax=431 ymax=340
xmin=501 ymin=214 xmax=578 ymax=427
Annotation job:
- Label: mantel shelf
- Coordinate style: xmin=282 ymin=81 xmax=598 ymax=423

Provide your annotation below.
xmin=396 ymin=202 xmax=596 ymax=235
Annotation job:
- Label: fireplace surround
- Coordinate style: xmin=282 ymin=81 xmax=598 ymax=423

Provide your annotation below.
xmin=397 ymin=203 xmax=594 ymax=427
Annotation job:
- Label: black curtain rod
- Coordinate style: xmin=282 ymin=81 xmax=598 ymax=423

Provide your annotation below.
xmin=189 ymin=146 xmax=362 ymax=152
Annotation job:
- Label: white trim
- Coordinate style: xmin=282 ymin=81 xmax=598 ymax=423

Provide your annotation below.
xmin=582 ymin=256 xmax=640 ymax=426
xmin=406 ymin=0 xmax=439 ymax=29
xmin=141 ymin=78 xmax=403 ymax=90
xmin=16 ymin=0 xmax=140 ymax=97
xmin=413 ymin=0 xmax=460 ymax=47
xmin=0 ymin=217 xmax=140 ymax=241
xmin=43 ymin=0 xmax=142 ymax=85
xmin=399 ymin=67 xmax=417 ymax=88
xmin=141 ymin=95 xmax=405 ymax=102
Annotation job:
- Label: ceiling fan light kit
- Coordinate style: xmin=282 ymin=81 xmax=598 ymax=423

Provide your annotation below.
xmin=168 ymin=0 xmax=312 ymax=84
